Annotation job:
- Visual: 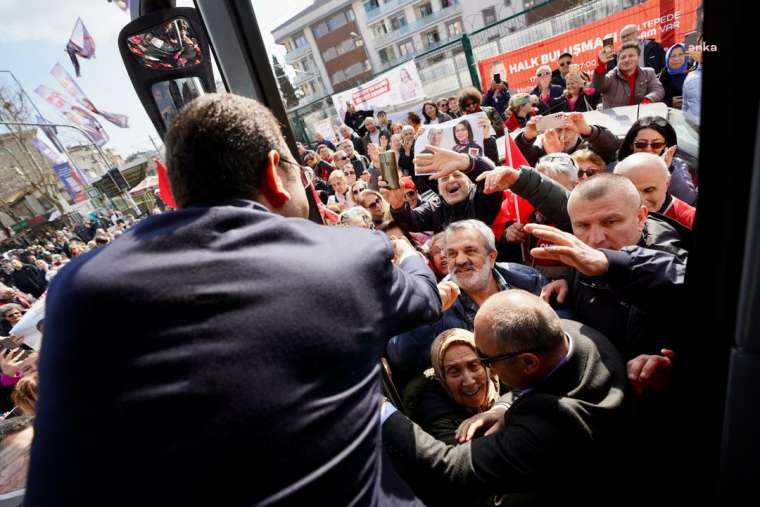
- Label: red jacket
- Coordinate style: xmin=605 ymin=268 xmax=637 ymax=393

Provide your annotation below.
xmin=663 ymin=195 xmax=696 ymax=229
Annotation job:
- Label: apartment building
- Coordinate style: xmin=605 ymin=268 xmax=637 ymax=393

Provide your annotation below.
xmin=273 ymin=0 xmax=526 ymax=108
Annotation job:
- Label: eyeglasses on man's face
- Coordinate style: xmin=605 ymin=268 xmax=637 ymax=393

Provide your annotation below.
xmin=476 ymin=347 xmax=542 ymax=367
xmin=558 ymin=60 xmax=571 ymax=67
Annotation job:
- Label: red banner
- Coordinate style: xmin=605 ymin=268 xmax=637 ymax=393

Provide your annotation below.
xmin=478 ymin=0 xmax=701 ymax=92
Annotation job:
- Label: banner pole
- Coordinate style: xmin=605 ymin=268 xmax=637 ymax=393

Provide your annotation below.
xmin=461 ymin=34 xmax=481 ymax=91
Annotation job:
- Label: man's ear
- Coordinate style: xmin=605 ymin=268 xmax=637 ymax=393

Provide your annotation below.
xmin=638 ymin=205 xmax=649 ymax=229
xmin=259 ymin=150 xmax=291 ymax=209
xmin=521 ymin=353 xmax=540 ymax=375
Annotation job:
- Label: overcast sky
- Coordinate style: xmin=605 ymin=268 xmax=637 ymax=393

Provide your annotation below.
xmin=0 ymin=0 xmax=313 ymax=158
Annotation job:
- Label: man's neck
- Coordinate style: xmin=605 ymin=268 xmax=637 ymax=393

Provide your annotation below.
xmin=467 ymin=277 xmax=500 ymax=307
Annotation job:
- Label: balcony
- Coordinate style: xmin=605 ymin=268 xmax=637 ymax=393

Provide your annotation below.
xmin=376 ymin=32 xmax=457 ymax=72
xmin=292 ymin=70 xmax=319 ymax=87
xmin=365 ymin=0 xmax=416 ymax=22
xmin=284 ymin=44 xmax=312 ymax=65
xmin=372 ymin=3 xmax=462 ymax=48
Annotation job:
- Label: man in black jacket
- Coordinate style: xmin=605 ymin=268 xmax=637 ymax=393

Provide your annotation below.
xmin=9 ymin=259 xmax=47 ymax=298
xmin=26 ymin=93 xmax=442 ymax=507
xmin=387 ymin=147 xmax=503 ymax=234
xmin=383 ymin=289 xmax=628 ymax=506
xmin=515 ymin=111 xmax=619 ymax=167
xmin=343 ymin=101 xmax=374 ymax=137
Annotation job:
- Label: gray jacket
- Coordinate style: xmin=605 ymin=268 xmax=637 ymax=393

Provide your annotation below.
xmin=592 ymin=66 xmax=665 ymax=109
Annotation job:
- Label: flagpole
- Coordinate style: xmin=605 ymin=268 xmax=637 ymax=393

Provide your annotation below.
xmin=504 ymin=133 xmax=527 ymax=264
xmin=1 ymin=69 xmax=91 ymax=183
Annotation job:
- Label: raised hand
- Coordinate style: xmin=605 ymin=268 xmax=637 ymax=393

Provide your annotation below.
xmin=437 ymin=281 xmax=461 ymax=312
xmin=542 ymin=128 xmax=565 ymax=154
xmin=525 ymin=223 xmax=610 ymax=276
xmin=412 ymin=145 xmax=470 ymax=180
xmin=475 ymin=166 xmax=521 ymax=194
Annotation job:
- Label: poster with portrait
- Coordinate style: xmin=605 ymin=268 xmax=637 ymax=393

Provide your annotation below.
xmin=330 ymin=60 xmax=424 ymax=120
xmin=413 ymin=112 xmax=487 ymax=175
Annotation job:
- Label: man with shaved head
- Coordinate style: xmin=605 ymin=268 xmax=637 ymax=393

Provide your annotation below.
xmin=614 ymin=152 xmax=696 ymax=229
xmin=382 ymin=289 xmax=627 ymax=506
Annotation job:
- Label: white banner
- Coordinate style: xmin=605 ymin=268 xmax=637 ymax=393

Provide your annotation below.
xmin=331 ymin=61 xmax=424 ymax=120
xmin=10 ymin=296 xmax=46 ymax=351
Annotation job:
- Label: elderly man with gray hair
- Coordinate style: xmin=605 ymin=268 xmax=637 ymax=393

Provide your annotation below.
xmin=614 ymin=152 xmax=695 ymax=229
xmin=386 ymin=219 xmax=545 ymax=387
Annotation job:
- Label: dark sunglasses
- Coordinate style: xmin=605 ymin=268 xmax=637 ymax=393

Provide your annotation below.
xmin=464 ymin=102 xmax=478 ymax=109
xmin=337 ymin=156 xmax=349 ymax=161
xmin=633 ymin=140 xmax=667 ymax=150
xmin=345 ymin=170 xmax=356 ymax=175
xmin=476 ymin=347 xmax=541 ymax=367
xmin=577 ymin=169 xmax=599 ymax=178
xmin=559 ymin=61 xmax=571 ymax=66
xmin=638 ymin=117 xmax=669 ymax=128
xmin=367 ymin=197 xmax=383 ymax=209
xmin=352 ymin=187 xmax=366 ymax=194
xmin=404 ymin=190 xmax=416 ymax=198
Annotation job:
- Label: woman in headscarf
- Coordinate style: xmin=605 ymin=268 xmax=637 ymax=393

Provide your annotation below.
xmin=402 ymin=328 xmax=501 ymax=445
xmin=658 ymin=43 xmax=689 ymax=109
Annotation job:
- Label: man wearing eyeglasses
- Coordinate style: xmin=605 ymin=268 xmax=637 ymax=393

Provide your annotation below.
xmin=27 ymin=94 xmax=444 ymax=507
xmin=382 ymin=289 xmax=628 ymax=506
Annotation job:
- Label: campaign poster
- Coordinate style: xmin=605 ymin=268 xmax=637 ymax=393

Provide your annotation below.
xmin=413 ymin=112 xmax=487 ymax=176
xmin=331 ymin=60 xmax=424 ymax=120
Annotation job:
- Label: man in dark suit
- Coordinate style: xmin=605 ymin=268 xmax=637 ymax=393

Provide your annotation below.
xmin=382 ymin=290 xmax=629 ymax=506
xmin=26 ymin=94 xmax=442 ymax=507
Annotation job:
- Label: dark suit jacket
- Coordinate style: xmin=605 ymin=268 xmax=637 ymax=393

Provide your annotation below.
xmin=26 ymin=199 xmax=442 ymax=507
xmin=383 ymin=319 xmax=629 ymax=506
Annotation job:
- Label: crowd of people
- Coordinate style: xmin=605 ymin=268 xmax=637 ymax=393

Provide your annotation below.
xmin=1 ymin=23 xmax=703 ymax=507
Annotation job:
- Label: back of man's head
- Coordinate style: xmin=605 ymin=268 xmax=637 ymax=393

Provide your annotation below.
xmin=165 ymin=93 xmax=287 ymax=208
xmin=478 ymin=290 xmax=565 ymax=355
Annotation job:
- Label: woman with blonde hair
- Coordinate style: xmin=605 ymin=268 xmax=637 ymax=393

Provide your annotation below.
xmin=357 ymin=189 xmax=391 ymax=226
xmin=402 ymin=328 xmax=501 ymax=445
xmin=326 ymin=170 xmax=353 ymax=211
xmin=571 ymin=148 xmax=607 ymax=182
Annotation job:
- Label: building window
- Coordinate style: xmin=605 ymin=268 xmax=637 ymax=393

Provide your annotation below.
xmin=441 ymin=0 xmax=457 ymax=7
xmin=504 ymin=0 xmax=512 ymax=6
xmin=332 ymin=70 xmax=346 ymax=85
xmin=336 ymin=38 xmax=358 ymax=56
xmin=347 ymin=9 xmax=356 ymax=21
xmin=482 ymin=7 xmax=497 ymax=26
xmin=372 ymin=22 xmax=389 ymax=37
xmin=524 ymin=0 xmax=536 ymax=7
xmin=446 ymin=19 xmax=463 ymax=37
xmin=398 ymin=38 xmax=415 ymax=57
xmin=322 ymin=46 xmax=338 ymax=61
xmin=424 ymin=29 xmax=440 ymax=47
xmin=293 ymin=33 xmax=307 ymax=48
xmin=327 ymin=12 xmax=348 ymax=31
xmin=390 ymin=14 xmax=407 ymax=31
xmin=418 ymin=3 xmax=433 ymax=17
xmin=379 ymin=46 xmax=396 ymax=64
xmin=312 ymin=22 xmax=329 ymax=39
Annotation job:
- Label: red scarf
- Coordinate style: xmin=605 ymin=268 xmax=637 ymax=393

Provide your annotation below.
xmin=623 ymin=67 xmax=640 ymax=105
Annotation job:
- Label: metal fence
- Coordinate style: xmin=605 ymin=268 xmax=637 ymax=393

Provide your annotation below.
xmin=288 ymin=0 xmax=649 ymax=142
